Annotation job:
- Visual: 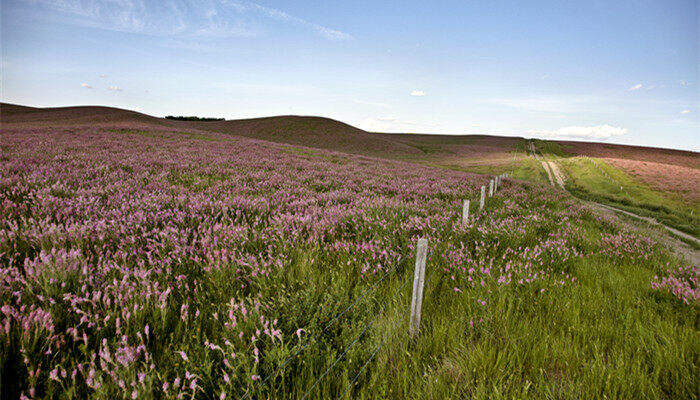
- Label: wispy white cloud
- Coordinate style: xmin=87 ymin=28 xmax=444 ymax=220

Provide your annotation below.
xmin=243 ymin=2 xmax=351 ymax=40
xmin=99 ymin=74 xmax=108 ymax=78
xmin=376 ymin=116 xmax=397 ymax=122
xmin=527 ymin=125 xmax=627 ymax=140
xmin=484 ymin=96 xmax=598 ymax=114
xmin=18 ymin=0 xmax=349 ymax=40
xmin=680 ymin=109 xmax=690 ymax=114
xmin=81 ymin=83 xmax=92 ymax=88
xmin=108 ymin=85 xmax=123 ymax=91
xmin=628 ymin=83 xmax=643 ymax=91
xmin=313 ymin=26 xmax=350 ymax=41
xmin=411 ymin=90 xmax=425 ymax=97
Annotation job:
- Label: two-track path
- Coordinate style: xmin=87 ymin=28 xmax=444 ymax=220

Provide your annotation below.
xmin=525 ymin=140 xmax=700 ymax=263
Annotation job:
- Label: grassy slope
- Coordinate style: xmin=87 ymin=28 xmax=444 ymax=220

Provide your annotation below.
xmin=263 ymin=190 xmax=698 ymax=399
xmin=2 ymin=121 xmax=698 ymax=399
xmin=6 ymin=102 xmax=695 ymax=193
xmin=533 ymin=140 xmax=700 ymax=238
xmin=400 ymin=137 xmax=551 ymax=184
xmin=561 ymin=158 xmax=700 ymax=235
xmin=555 ymin=140 xmax=700 ymax=169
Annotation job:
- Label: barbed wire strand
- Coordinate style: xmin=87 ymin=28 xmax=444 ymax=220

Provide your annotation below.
xmin=338 ymin=300 xmax=411 ymax=399
xmin=338 ymin=257 xmax=441 ymax=399
xmin=300 ymin=266 xmax=415 ymax=400
xmin=239 ymin=254 xmax=407 ymax=400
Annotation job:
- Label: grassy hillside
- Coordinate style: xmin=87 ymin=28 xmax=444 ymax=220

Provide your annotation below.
xmin=180 ymin=116 xmax=425 ymax=157
xmin=556 ymin=140 xmax=700 ymax=169
xmin=0 ymin=103 xmax=161 ymax=127
xmin=530 ymin=140 xmax=700 ymax=238
xmin=561 ymin=157 xmax=700 ymax=237
xmin=5 ymin=103 xmax=695 ymax=194
xmin=1 ymin=122 xmax=698 ymax=399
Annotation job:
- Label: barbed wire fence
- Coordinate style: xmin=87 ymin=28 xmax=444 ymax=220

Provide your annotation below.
xmin=239 ymin=173 xmax=509 ymax=400
xmin=239 ymin=255 xmax=409 ymax=400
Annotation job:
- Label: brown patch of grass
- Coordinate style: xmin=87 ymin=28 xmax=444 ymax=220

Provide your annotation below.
xmin=604 ymin=158 xmax=700 ymax=203
xmin=558 ymin=141 xmax=699 ymax=169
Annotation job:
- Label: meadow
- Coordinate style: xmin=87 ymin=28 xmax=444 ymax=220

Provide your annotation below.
xmin=528 ymin=140 xmax=700 ymax=238
xmin=1 ymin=125 xmax=698 ymax=399
xmin=558 ymin=156 xmax=699 ymax=238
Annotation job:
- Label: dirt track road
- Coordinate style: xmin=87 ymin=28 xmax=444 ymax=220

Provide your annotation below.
xmin=527 ymin=141 xmax=557 ymax=186
xmin=592 ymin=202 xmax=700 ymax=264
xmin=547 ymin=161 xmax=566 ymax=188
xmin=525 ymin=140 xmax=700 ymax=262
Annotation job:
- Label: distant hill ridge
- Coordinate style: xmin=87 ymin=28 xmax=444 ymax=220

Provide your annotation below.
xmin=0 ymin=103 xmax=422 ymax=156
xmin=1 ymin=102 xmax=697 ymax=168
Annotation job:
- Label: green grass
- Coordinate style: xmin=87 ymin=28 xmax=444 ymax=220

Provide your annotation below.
xmin=215 ymin=189 xmax=698 ymax=399
xmin=281 ymin=146 xmax=350 ymax=164
xmin=533 ymin=140 xmax=568 ymax=158
xmin=5 ymin=174 xmax=698 ymax=399
xmin=111 ymin=129 xmax=227 ymax=142
xmin=5 ymin=131 xmax=699 ymax=399
xmin=510 ymin=155 xmax=549 ymax=183
xmin=415 ymin=258 xmax=699 ymax=399
xmin=195 ymin=138 xmax=696 ymax=399
xmin=421 ymin=139 xmax=551 ymax=184
xmin=455 ymin=156 xmax=548 ymax=184
xmin=560 ymin=157 xmax=700 ymax=237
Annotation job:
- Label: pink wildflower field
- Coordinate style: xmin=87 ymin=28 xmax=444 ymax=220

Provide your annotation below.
xmin=1 ymin=124 xmax=698 ymax=399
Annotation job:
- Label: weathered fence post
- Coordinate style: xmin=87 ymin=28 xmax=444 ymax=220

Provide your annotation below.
xmin=462 ymin=199 xmax=470 ymax=224
xmin=480 ymin=185 xmax=486 ymax=210
xmin=409 ymin=238 xmax=428 ymax=338
xmin=495 ymin=176 xmax=499 ymax=192
xmin=489 ymin=179 xmax=494 ymax=197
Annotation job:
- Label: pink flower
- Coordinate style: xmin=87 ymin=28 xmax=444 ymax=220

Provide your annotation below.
xmin=49 ymin=368 xmax=59 ymax=381
xmin=177 ymin=351 xmax=189 ymax=361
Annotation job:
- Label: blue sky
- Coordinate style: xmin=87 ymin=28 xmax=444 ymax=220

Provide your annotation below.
xmin=2 ymin=0 xmax=698 ymax=150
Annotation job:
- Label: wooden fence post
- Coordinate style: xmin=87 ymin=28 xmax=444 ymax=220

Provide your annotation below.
xmin=462 ymin=199 xmax=470 ymax=224
xmin=489 ymin=179 xmax=494 ymax=197
xmin=409 ymin=239 xmax=428 ymax=338
xmin=480 ymin=186 xmax=486 ymax=210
